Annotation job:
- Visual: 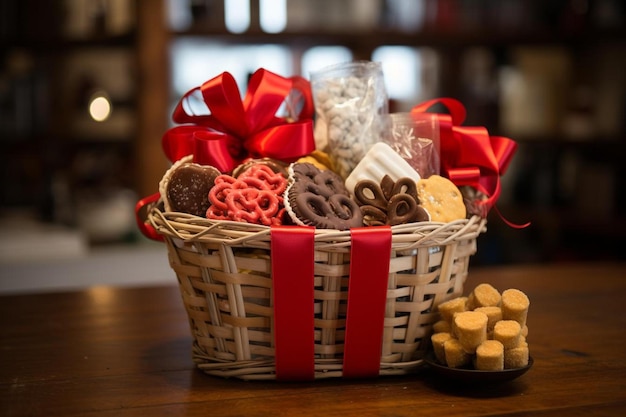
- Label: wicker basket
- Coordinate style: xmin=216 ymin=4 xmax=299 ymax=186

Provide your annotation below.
xmin=146 ymin=202 xmax=487 ymax=380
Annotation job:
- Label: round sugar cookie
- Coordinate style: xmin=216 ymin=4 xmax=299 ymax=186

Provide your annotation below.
xmin=416 ymin=175 xmax=466 ymax=222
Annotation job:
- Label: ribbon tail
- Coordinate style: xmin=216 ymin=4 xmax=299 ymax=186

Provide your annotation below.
xmin=475 ymin=178 xmax=530 ymax=229
xmin=491 ymin=205 xmax=532 ymax=229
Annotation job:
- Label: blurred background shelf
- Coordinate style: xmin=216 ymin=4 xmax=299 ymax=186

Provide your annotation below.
xmin=1 ymin=0 xmax=624 ymax=293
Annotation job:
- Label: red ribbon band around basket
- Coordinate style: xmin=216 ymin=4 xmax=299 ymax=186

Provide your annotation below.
xmin=411 ymin=98 xmax=528 ymax=228
xmin=270 ymin=226 xmax=392 ymax=380
xmin=271 ymin=226 xmax=316 ymax=381
xmin=343 ymin=226 xmax=392 ymax=378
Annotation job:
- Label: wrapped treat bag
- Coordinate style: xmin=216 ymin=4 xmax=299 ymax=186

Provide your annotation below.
xmin=310 ymin=61 xmax=388 ymax=179
xmin=382 ymin=112 xmax=441 ymax=179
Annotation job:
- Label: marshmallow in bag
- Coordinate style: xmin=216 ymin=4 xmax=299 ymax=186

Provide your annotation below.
xmin=344 ymin=142 xmax=421 ymax=195
xmin=311 ymin=61 xmax=388 ymax=179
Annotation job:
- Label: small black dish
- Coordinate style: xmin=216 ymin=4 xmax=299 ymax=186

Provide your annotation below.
xmin=424 ymin=353 xmax=533 ymax=384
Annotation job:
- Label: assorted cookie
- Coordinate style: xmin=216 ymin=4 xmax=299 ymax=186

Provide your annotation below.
xmin=159 ymin=155 xmax=220 ymax=217
xmin=158 ymin=143 xmax=474 ymax=229
xmin=416 ymin=174 xmax=466 ymax=223
xmin=284 ymin=162 xmax=363 ymax=230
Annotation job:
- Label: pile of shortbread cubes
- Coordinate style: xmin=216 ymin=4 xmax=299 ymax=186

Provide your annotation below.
xmin=431 ymin=283 xmax=530 ymax=371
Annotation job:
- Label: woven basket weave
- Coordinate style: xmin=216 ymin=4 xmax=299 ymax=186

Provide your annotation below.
xmin=148 ymin=205 xmax=487 ymax=380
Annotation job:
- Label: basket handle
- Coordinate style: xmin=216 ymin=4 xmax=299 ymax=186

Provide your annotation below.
xmin=135 ymin=192 xmax=164 ymax=242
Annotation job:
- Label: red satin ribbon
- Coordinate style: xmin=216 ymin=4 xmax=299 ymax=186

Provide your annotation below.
xmin=411 ymin=98 xmax=529 ymax=228
xmin=134 ymin=192 xmax=163 ymax=242
xmin=343 ymin=227 xmax=392 ymax=378
xmin=162 ymin=69 xmax=316 ymax=173
xmin=271 ymin=226 xmax=315 ymax=381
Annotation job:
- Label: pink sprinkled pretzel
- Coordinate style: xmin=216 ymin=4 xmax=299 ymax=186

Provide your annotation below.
xmin=206 ymin=166 xmax=287 ymax=226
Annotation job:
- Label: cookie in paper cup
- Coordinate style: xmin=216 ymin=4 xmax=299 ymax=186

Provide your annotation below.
xmin=284 ymin=162 xmax=363 ymax=230
xmin=159 ymin=155 xmax=221 ymax=217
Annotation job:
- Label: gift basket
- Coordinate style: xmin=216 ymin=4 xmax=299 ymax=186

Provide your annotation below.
xmin=135 ymin=62 xmax=518 ymax=380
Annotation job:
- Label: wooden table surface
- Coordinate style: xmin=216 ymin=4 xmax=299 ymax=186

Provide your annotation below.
xmin=2 ymin=261 xmax=625 ymax=416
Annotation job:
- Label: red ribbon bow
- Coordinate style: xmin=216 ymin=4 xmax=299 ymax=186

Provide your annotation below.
xmin=162 ymin=68 xmax=316 ymax=172
xmin=411 ymin=98 xmax=528 ymax=228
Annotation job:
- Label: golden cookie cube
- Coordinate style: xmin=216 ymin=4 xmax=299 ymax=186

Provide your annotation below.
xmin=521 ymin=324 xmax=529 ymax=338
xmin=516 ymin=334 xmax=528 ymax=348
xmin=432 ymin=319 xmax=451 ymax=334
xmin=444 ymin=337 xmax=470 ymax=368
xmin=493 ymin=320 xmax=522 ymax=349
xmin=431 ymin=332 xmax=452 ymax=365
xmin=502 ymin=288 xmax=530 ymax=327
xmin=467 ymin=283 xmax=501 ymax=309
xmin=454 ymin=311 xmax=488 ymax=354
xmin=437 ymin=296 xmax=468 ymax=323
xmin=474 ymin=306 xmax=503 ymax=332
xmin=505 ymin=345 xmax=530 ymax=369
xmin=475 ymin=340 xmax=504 ymax=371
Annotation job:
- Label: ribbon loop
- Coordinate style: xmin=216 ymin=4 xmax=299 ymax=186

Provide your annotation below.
xmin=411 ymin=97 xmax=527 ymax=228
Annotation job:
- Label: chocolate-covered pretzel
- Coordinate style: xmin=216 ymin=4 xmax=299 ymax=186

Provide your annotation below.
xmin=354 ymin=175 xmax=430 ymax=226
xmin=285 ymin=163 xmax=363 ymax=230
xmin=353 ymin=179 xmax=388 ymax=211
xmin=389 ymin=177 xmax=419 ymax=202
xmin=388 ymin=194 xmax=429 ymax=225
xmin=360 ymin=205 xmax=387 ymax=226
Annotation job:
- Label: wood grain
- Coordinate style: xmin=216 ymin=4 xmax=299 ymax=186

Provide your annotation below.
xmin=1 ymin=262 xmax=625 ymax=416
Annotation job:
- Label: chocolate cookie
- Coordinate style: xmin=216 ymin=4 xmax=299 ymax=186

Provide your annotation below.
xmin=284 ymin=163 xmax=363 ymax=230
xmin=159 ymin=155 xmax=221 ymax=217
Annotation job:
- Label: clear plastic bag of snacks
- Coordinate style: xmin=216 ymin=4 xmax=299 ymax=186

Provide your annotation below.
xmin=310 ymin=61 xmax=388 ymax=179
xmin=382 ymin=112 xmax=440 ymax=178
